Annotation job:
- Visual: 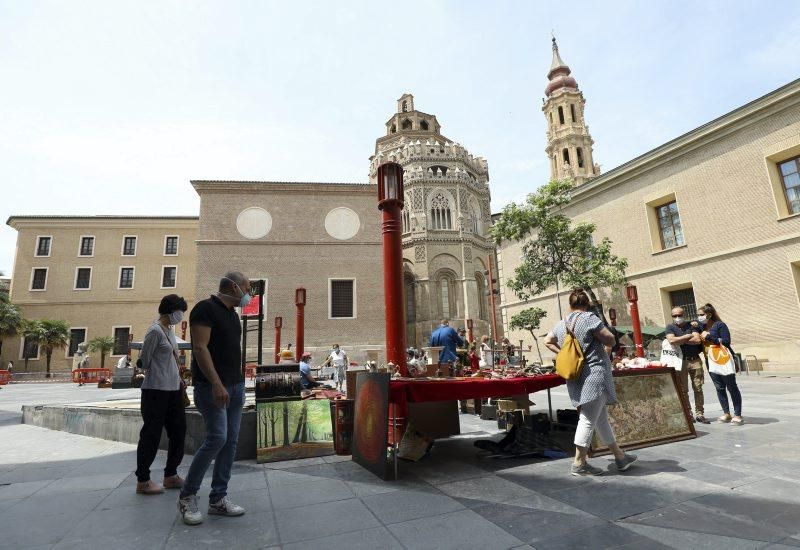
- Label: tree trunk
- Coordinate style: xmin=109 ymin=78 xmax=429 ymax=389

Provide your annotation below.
xmin=100 ymin=353 xmax=106 ymax=369
xmin=292 ymin=404 xmax=307 ymax=443
xmin=270 ymin=416 xmax=278 ymax=447
xmin=282 ymin=401 xmax=290 ymax=447
xmin=530 ymin=331 xmax=544 ymax=365
xmin=46 ymin=349 xmax=52 ymax=378
xmin=24 ymin=357 xmax=29 ymax=372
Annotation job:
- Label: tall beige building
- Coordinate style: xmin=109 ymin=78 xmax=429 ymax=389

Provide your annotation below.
xmin=4 ymin=216 xmax=198 ymax=373
xmin=497 ymin=43 xmax=800 ymax=371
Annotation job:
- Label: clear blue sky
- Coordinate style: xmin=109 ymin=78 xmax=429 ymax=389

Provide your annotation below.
xmin=1 ymin=0 xmax=799 ymax=275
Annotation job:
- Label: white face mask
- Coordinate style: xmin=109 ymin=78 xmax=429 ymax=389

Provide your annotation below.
xmin=673 ymin=316 xmax=684 ymax=325
xmin=697 ymin=315 xmax=707 ymax=323
xmin=169 ymin=311 xmax=183 ymax=325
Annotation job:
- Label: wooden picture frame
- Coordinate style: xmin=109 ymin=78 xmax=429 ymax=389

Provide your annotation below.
xmin=256 ymin=398 xmax=335 ymax=463
xmin=589 ymin=367 xmax=696 ymax=457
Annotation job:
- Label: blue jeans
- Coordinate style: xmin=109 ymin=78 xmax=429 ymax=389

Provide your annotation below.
xmin=180 ymin=381 xmax=245 ymax=502
xmin=709 ymin=372 xmax=742 ymax=417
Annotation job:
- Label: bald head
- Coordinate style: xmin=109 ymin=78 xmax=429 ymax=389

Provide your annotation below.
xmin=219 ymin=272 xmax=249 ymax=294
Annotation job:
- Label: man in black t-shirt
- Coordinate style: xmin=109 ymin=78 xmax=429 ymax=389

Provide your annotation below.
xmin=178 ymin=272 xmax=250 ymax=525
xmin=666 ymin=307 xmax=709 ymax=424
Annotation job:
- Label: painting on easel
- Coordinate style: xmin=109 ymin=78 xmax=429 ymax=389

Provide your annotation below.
xmin=256 ymin=398 xmax=334 ymax=463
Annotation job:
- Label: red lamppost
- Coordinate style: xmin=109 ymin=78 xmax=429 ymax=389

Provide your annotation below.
xmin=466 ymin=318 xmax=474 ymax=344
xmin=626 ymin=285 xmax=644 ymax=358
xmin=274 ymin=316 xmax=283 ymax=363
xmin=608 ymin=308 xmax=617 ymax=327
xmin=377 ymin=162 xmax=407 ymax=376
xmin=295 ymin=288 xmax=306 ymax=362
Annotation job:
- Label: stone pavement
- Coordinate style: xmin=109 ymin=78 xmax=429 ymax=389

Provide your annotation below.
xmin=0 ymin=374 xmax=799 ymax=549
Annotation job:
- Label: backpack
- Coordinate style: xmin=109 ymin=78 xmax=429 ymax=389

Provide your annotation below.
xmin=555 ymin=313 xmax=585 ymax=380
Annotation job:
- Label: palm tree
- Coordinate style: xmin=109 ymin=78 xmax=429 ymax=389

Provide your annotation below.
xmin=0 ymin=300 xmax=22 ymax=363
xmin=38 ymin=319 xmax=70 ymax=378
xmin=87 ymin=336 xmax=115 ymax=370
xmin=20 ymin=319 xmax=43 ymax=373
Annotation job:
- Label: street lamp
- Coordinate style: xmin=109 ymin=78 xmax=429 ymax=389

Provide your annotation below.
xmin=295 ymin=288 xmax=306 ymax=362
xmin=274 ymin=316 xmax=283 ymax=363
xmin=377 ymin=162 xmax=407 ymax=375
xmin=625 ymin=284 xmax=644 ymax=358
xmin=608 ymin=308 xmax=617 ymax=327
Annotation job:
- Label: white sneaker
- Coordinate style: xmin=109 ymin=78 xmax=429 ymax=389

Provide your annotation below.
xmin=178 ymin=494 xmax=203 ymax=525
xmin=208 ymin=496 xmax=246 ymax=517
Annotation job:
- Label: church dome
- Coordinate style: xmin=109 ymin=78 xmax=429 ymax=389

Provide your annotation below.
xmin=544 ymin=37 xmax=578 ymax=96
xmin=545 ymin=74 xmax=577 ymax=96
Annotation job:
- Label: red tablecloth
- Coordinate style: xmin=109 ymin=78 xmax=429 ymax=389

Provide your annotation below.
xmin=389 ymin=374 xmax=565 ymax=404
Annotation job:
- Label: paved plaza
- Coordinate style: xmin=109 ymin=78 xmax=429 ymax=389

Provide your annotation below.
xmin=1 ymin=375 xmax=799 ymax=549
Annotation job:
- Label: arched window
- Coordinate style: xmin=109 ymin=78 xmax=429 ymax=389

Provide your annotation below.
xmin=469 ymin=198 xmax=482 ymax=235
xmin=420 ymin=120 xmax=429 ymax=131
xmin=404 ymin=274 xmax=416 ymax=322
xmin=562 ymin=148 xmax=570 ymax=165
xmin=401 ymin=119 xmax=412 ymax=130
xmin=577 ymin=147 xmax=584 ymax=168
xmin=402 ymin=207 xmax=411 ymax=234
xmin=436 ymin=272 xmax=456 ymax=319
xmin=402 ymin=100 xmax=408 ymax=112
xmin=558 ymin=106 xmax=565 ymax=125
xmin=429 ymin=191 xmax=453 ymax=230
xmin=570 ymin=104 xmax=576 ymax=122
xmin=390 ymin=124 xmax=396 ymax=134
xmin=475 ymin=272 xmax=488 ymax=320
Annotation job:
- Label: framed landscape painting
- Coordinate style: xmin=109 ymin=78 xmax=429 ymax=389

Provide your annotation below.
xmin=589 ymin=367 xmax=696 ymax=457
xmin=256 ymin=398 xmax=335 ymax=463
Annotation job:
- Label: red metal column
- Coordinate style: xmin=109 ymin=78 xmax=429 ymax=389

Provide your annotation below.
xmin=487 ymin=256 xmax=499 ymax=354
xmin=466 ymin=318 xmax=474 ymax=344
xmin=626 ymin=285 xmax=644 ymax=358
xmin=274 ymin=316 xmax=282 ymax=363
xmin=378 ymin=163 xmax=407 ymax=376
xmin=295 ymin=289 xmax=306 ymax=362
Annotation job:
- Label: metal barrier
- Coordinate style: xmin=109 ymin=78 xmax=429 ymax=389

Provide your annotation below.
xmin=744 ymin=355 xmax=760 ymax=376
xmin=0 ymin=370 xmax=11 ymax=385
xmin=72 ymin=368 xmax=112 ymax=384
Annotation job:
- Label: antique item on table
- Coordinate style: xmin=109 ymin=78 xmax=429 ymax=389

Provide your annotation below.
xmin=352 ymin=372 xmax=392 ymax=479
xmin=255 ymin=364 xmax=303 ymax=399
xmin=256 ymin=398 xmax=334 ymax=463
xmin=589 ymin=367 xmax=696 ymax=456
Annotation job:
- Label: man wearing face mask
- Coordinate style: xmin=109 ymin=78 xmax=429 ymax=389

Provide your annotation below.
xmin=665 ymin=307 xmax=709 ymax=424
xmin=178 ymin=272 xmax=250 ymax=525
xmin=323 ymin=344 xmax=348 ymax=392
xmin=135 ymin=293 xmax=189 ymax=495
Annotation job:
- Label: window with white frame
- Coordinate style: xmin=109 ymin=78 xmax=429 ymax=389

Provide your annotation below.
xmin=30 ymin=268 xmax=48 ymax=291
xmin=79 ymin=236 xmax=94 ymax=256
xmin=330 ymin=279 xmax=355 ymax=318
xmin=429 ymin=191 xmax=453 ymax=230
xmin=162 ymin=266 xmax=177 ymax=288
xmin=21 ymin=336 xmax=39 ymax=360
xmin=779 ymin=156 xmax=800 ymax=215
xmin=119 ymin=267 xmax=134 ymax=289
xmin=122 ymin=236 xmax=137 ymax=256
xmin=112 ymin=327 xmax=130 ymax=356
xmin=74 ymin=267 xmax=92 ymax=290
xmin=164 ymin=236 xmax=179 ymax=255
xmin=656 ymin=201 xmax=685 ymax=249
xmin=35 ymin=236 xmax=51 ymax=257
xmin=67 ymin=328 xmax=87 ymax=357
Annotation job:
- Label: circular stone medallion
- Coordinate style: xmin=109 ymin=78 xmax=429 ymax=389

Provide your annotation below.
xmin=324 ymin=207 xmax=360 ymax=240
xmin=236 ymin=207 xmax=272 ymax=239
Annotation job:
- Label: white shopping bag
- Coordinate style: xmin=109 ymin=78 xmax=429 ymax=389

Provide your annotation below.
xmin=707 ymin=345 xmax=737 ymax=376
xmin=660 ymin=339 xmax=683 ymax=371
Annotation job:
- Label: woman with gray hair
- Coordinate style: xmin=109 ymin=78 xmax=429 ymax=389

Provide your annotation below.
xmin=545 ymin=289 xmax=637 ymax=476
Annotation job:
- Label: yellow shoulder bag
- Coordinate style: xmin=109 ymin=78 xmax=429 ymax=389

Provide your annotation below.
xmin=555 ymin=314 xmax=585 ymax=380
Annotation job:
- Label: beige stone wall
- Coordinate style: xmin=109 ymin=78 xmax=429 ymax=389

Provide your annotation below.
xmin=499 ymin=84 xmax=800 ymax=371
xmin=4 ymin=217 xmax=198 ymax=373
xmin=193 ymin=182 xmax=388 ymax=363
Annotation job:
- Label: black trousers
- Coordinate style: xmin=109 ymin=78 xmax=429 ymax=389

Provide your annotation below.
xmin=135 ymin=388 xmax=186 ymax=482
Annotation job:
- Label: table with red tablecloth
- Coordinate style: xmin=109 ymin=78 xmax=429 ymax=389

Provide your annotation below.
xmin=388 ymin=374 xmax=565 ymax=406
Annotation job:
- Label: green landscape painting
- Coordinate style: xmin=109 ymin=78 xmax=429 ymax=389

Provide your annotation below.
xmin=256 ymin=399 xmax=334 ymax=463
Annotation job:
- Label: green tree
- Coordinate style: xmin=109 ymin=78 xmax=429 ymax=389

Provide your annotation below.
xmin=508 ymin=307 xmax=547 ymax=365
xmin=0 ymin=300 xmax=23 ymax=362
xmin=38 ymin=319 xmax=70 ymax=378
xmin=87 ymin=336 xmax=115 ymax=370
xmin=492 ymin=179 xmax=628 ymax=323
xmin=19 ymin=319 xmax=43 ymax=373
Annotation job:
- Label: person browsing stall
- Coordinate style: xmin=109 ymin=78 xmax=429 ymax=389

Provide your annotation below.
xmin=665 ymin=307 xmax=710 ymax=424
xmin=544 ymin=289 xmax=637 ymax=476
xmin=322 ymin=344 xmax=348 ymax=391
xmin=178 ymin=272 xmax=250 ymax=526
xmin=299 ymin=351 xmax=322 ymax=389
xmin=135 ymin=294 xmax=188 ymax=495
xmin=430 ymin=319 xmax=463 ymax=369
xmin=698 ymin=303 xmax=743 ymax=425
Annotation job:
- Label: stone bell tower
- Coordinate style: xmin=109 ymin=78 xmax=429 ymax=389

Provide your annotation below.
xmin=543 ymin=37 xmax=600 ymax=185
xmin=369 ymin=94 xmax=496 ymax=348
